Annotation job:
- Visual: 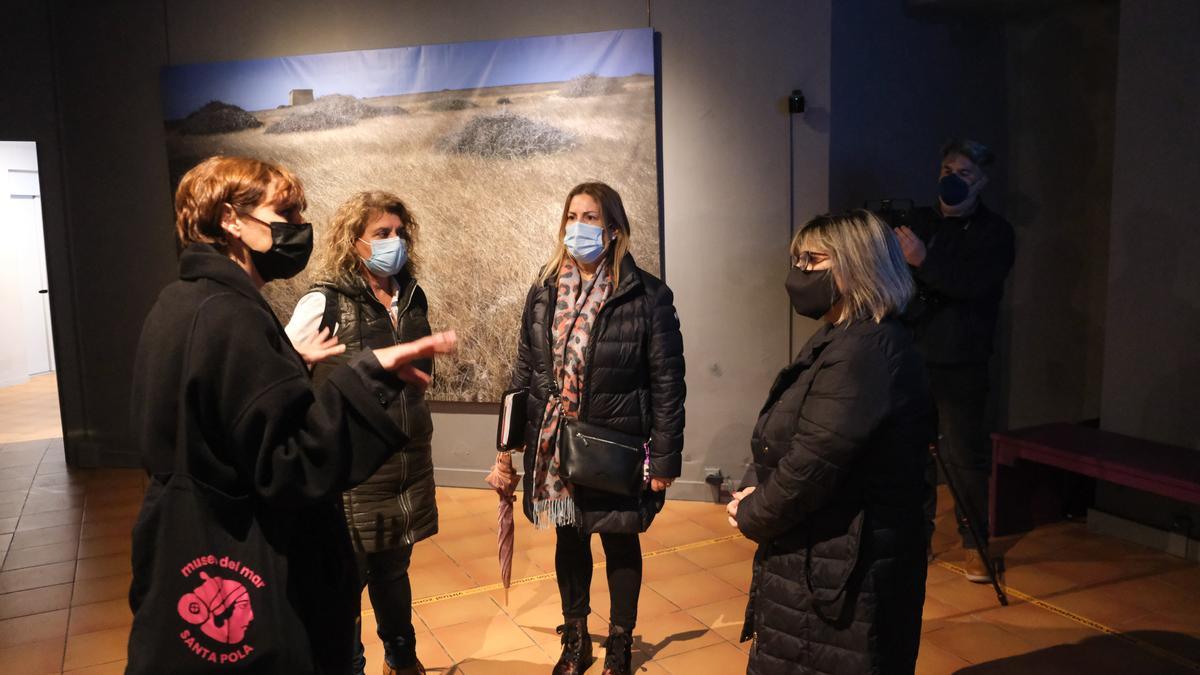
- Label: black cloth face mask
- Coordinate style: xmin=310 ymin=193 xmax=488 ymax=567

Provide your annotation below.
xmin=785 ymin=267 xmax=842 ymax=320
xmin=248 ymin=220 xmax=313 ymax=282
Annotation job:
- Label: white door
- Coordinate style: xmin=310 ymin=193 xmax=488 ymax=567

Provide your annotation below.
xmin=9 ymin=169 xmax=53 ymax=376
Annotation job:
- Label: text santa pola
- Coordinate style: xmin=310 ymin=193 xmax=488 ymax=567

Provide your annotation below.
xmin=176 ymin=554 xmax=265 ymax=665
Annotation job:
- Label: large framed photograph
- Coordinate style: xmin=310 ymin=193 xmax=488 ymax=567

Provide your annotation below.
xmin=161 ymin=28 xmax=661 ymax=402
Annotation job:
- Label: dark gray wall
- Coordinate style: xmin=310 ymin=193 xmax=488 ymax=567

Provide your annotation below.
xmin=1101 ymin=0 xmax=1200 ymax=450
xmin=829 ymin=0 xmax=1009 ymax=214
xmin=1094 ymin=0 xmax=1200 ymax=531
xmin=1002 ymin=3 xmax=1117 ymax=429
xmin=5 ymin=0 xmax=833 ymax=499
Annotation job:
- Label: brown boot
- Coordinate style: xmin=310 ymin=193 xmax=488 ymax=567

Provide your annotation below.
xmin=600 ymin=626 xmax=632 ymax=675
xmin=962 ymin=548 xmax=992 ymax=583
xmin=553 ymin=618 xmax=593 ymax=675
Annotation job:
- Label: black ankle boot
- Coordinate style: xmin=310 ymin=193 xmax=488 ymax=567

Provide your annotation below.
xmin=553 ymin=617 xmax=592 ymax=675
xmin=601 ymin=626 xmax=632 ymax=675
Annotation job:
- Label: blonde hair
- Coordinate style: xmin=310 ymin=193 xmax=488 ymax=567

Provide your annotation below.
xmin=539 ymin=182 xmax=632 ymax=289
xmin=790 ymin=210 xmax=914 ymax=324
xmin=312 ymin=191 xmax=420 ymax=286
xmin=174 ymin=156 xmax=306 ymax=251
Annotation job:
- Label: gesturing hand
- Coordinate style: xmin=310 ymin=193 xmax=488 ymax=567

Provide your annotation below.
xmin=726 ymin=486 xmax=757 ymax=528
xmin=373 ymin=331 xmax=458 ymax=393
xmin=294 ymin=327 xmax=346 ymax=367
xmin=894 ymin=226 xmax=927 ymax=267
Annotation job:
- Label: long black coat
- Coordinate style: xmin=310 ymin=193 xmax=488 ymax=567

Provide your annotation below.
xmin=510 ymin=254 xmax=685 ymax=533
xmin=128 ymin=244 xmax=408 ymax=673
xmin=737 ymin=318 xmax=934 ymax=675
xmin=310 ymin=271 xmax=438 ymax=552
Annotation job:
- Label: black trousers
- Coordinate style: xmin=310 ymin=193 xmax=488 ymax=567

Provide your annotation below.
xmin=555 ymin=526 xmax=642 ymax=631
xmin=924 ymin=363 xmax=992 ymax=548
xmin=352 ymin=545 xmax=417 ymax=674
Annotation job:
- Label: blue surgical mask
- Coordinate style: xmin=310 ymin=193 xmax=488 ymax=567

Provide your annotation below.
xmin=563 ymin=222 xmax=607 ymax=264
xmin=359 ymin=236 xmax=408 ymax=277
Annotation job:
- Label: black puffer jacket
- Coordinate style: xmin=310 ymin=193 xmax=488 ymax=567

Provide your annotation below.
xmin=737 ymin=318 xmax=934 ymax=675
xmin=510 ymin=254 xmax=685 ymax=533
xmin=309 ymin=271 xmax=437 ymax=552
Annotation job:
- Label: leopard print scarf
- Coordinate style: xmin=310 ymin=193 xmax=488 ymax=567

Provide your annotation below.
xmin=531 ymin=257 xmax=613 ymax=529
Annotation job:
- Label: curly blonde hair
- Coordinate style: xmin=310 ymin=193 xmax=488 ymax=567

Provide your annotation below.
xmin=312 ymin=191 xmax=420 ymax=285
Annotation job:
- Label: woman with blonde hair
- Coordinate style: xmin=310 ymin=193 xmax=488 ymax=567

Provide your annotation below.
xmin=727 ymin=210 xmax=934 ymax=674
xmin=127 ymin=158 xmax=454 ymax=674
xmin=489 ymin=182 xmax=685 ymax=675
xmin=286 ymin=191 xmax=436 ymax=675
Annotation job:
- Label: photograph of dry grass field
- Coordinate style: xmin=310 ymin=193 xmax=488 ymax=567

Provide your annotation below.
xmin=161 ymin=30 xmax=659 ymax=401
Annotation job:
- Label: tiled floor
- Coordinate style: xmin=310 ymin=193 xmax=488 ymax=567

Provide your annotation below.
xmin=2 ymin=375 xmax=1200 ymax=673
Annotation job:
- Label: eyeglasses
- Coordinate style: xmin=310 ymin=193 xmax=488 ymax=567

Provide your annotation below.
xmin=794 ymin=251 xmax=830 ymax=269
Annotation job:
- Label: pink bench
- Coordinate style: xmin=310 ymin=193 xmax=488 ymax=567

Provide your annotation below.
xmin=990 ymin=423 xmax=1200 ymax=536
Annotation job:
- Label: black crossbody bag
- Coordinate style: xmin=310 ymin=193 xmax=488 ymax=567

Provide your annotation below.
xmin=550 ymin=381 xmax=649 ymax=497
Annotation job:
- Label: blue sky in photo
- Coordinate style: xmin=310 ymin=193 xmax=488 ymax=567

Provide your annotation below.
xmin=162 ymin=28 xmax=654 ymax=119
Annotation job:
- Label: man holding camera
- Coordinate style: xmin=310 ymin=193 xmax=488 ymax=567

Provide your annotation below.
xmin=894 ymin=139 xmax=1015 ymax=582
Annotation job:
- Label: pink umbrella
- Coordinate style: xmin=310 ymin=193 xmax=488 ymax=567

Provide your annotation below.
xmin=485 ymin=452 xmax=521 ymax=605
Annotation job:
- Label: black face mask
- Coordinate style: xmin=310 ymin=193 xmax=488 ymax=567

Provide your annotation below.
xmin=786 ymin=267 xmax=841 ymax=320
xmin=249 ymin=221 xmax=313 ymax=282
xmin=938 ymin=173 xmax=970 ymax=206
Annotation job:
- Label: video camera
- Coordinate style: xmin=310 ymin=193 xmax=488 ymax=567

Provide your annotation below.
xmin=862 ymin=198 xmax=917 ymax=230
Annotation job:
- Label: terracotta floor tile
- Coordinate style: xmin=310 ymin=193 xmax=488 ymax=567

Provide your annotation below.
xmin=641 ymin=553 xmax=704 ymax=583
xmin=431 ymin=613 xmax=535 ymax=662
xmin=649 ymin=521 xmax=723 ymax=549
xmin=685 ymin=596 xmax=749 ymax=644
xmin=21 ymin=492 xmax=86 ymax=515
xmin=0 ymin=582 xmax=73 ymax=620
xmin=81 ymin=486 xmax=144 ymax=508
xmin=459 ymin=553 xmax=543 ymax=587
xmin=588 ymin=582 xmax=680 ymax=624
xmin=0 ymin=488 xmax=28 ymax=505
xmin=631 ymin=610 xmax=724 ymax=661
xmin=646 ymin=570 xmax=743 ymax=610
xmin=74 ymin=553 xmax=130 ymax=582
xmin=0 ymin=636 xmax=65 ymax=674
xmin=2 ymin=539 xmax=78 ymax=570
xmin=71 ymin=573 xmax=132 ymax=606
xmin=75 ymin=534 xmax=132 ymax=560
xmin=408 ymin=563 xmax=478 ymax=601
xmin=62 ymin=625 xmax=130 ymax=671
xmin=0 ymin=516 xmax=18 ymax=534
xmin=914 ymin=641 xmax=972 ymax=674
xmin=0 ymin=500 xmax=23 ymax=519
xmin=79 ymin=518 xmax=135 ymax=541
xmin=656 ymin=639 xmax=748 ymax=674
xmin=923 ymin=620 xmax=1039 ymax=664
xmin=415 ymin=592 xmax=504 ymax=629
xmin=0 ymin=560 xmax=75 ymax=593
xmin=67 ymin=598 xmax=133 ymax=635
xmin=16 ymin=507 xmax=82 ymax=532
xmin=675 ymin=539 xmax=752 ymax=570
xmin=9 ymin=523 xmax=82 ymax=550
xmin=63 ymin=660 xmax=128 ymax=674
xmin=458 ymin=644 xmax=556 ymax=673
xmin=360 ymin=634 xmax=452 ymax=673
xmin=489 ymin=578 xmax=560 ymax=617
xmin=434 ymin=533 xmax=503 ymax=564
xmin=710 ymin=560 xmax=751 ymax=593
xmin=0 ymin=608 xmax=69 ymax=648
xmin=410 ymin=540 xmax=455 ymax=569
xmin=82 ymin=502 xmax=141 ymax=524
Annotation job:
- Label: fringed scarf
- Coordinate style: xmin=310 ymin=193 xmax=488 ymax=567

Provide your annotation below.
xmin=530 ymin=257 xmax=613 ymax=529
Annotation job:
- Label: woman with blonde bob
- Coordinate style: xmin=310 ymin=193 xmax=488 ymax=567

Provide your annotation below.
xmin=286 ymin=191 xmax=436 ymax=675
xmin=127 ymin=158 xmax=455 ymax=674
xmin=489 ymin=182 xmax=685 ymax=675
xmin=727 ymin=210 xmax=934 ymax=674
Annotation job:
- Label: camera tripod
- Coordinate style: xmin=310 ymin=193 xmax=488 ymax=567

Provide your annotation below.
xmin=929 ymin=440 xmax=1008 ymax=607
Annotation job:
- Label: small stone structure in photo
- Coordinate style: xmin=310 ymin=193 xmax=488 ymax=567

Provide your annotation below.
xmin=289 ymin=89 xmax=314 ymax=106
